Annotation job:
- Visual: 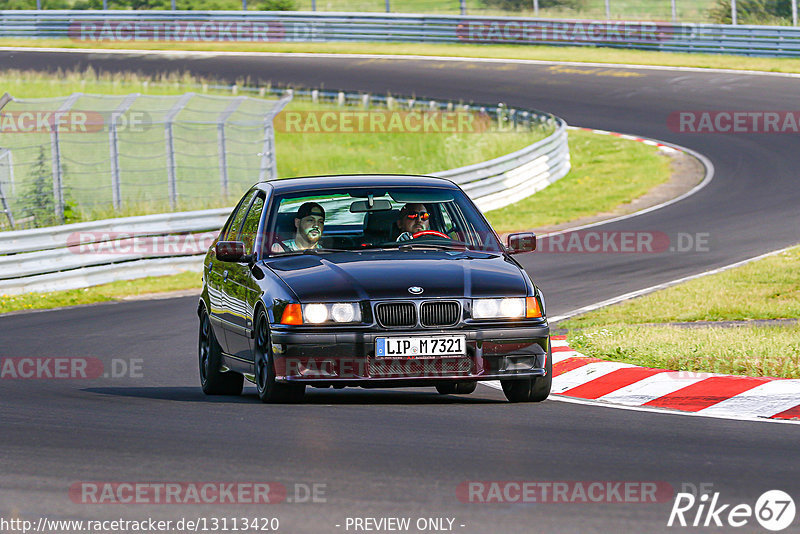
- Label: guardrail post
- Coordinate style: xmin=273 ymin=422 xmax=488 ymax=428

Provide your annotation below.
xmin=259 ymin=94 xmax=293 ymax=182
xmin=217 ymin=96 xmax=245 ymax=200
xmin=0 ymin=150 xmax=14 ymax=229
xmin=533 ymin=0 xmax=539 ymax=16
xmin=460 ymin=0 xmax=466 ymax=15
xmin=604 ymin=0 xmax=610 ymax=19
xmin=164 ymin=93 xmax=193 ymax=210
xmin=51 ymin=93 xmax=81 ymax=223
xmin=731 ymin=0 xmax=737 ymax=24
xmin=109 ymin=93 xmax=139 ymax=211
xmin=793 ymin=0 xmax=798 ymax=26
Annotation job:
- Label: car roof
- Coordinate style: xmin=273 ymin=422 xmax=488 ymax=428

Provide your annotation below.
xmin=255 ymin=174 xmax=460 ymax=194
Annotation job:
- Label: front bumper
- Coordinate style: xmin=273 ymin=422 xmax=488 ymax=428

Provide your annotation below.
xmin=270 ymin=324 xmax=550 ymax=385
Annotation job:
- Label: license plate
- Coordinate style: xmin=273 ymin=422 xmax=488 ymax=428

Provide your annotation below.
xmin=375 ymin=336 xmax=466 ymax=358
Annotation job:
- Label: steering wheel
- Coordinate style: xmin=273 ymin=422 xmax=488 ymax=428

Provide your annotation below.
xmin=412 ymin=230 xmax=451 ymax=239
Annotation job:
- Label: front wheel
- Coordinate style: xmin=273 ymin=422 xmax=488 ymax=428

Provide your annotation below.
xmin=500 ymin=340 xmax=552 ymax=403
xmin=529 ymin=343 xmax=553 ymax=402
xmin=254 ymin=311 xmax=305 ymax=404
xmin=199 ymin=309 xmax=243 ymax=396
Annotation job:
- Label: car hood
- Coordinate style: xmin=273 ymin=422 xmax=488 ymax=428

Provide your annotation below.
xmin=263 ymin=250 xmax=529 ymax=301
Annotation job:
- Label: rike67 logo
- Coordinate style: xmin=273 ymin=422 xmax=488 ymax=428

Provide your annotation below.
xmin=668 ymin=488 xmax=796 ymax=531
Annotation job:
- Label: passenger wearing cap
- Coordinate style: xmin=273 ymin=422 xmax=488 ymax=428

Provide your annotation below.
xmin=396 ymin=203 xmax=430 ymax=242
xmin=273 ymin=202 xmax=325 ymax=252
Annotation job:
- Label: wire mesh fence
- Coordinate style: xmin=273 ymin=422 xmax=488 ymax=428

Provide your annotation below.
xmin=0 ymin=92 xmax=290 ymax=228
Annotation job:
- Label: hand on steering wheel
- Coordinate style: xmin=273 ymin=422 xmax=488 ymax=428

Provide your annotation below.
xmin=412 ymin=230 xmax=452 ymax=240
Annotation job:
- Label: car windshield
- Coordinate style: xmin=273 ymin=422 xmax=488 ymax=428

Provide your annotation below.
xmin=264 ymin=187 xmax=503 ymax=255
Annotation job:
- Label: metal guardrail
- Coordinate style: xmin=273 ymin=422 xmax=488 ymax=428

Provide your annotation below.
xmin=2 ymin=11 xmax=800 ymax=57
xmin=0 ymin=90 xmax=570 ymax=296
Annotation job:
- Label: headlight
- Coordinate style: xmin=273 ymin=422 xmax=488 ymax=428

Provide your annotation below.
xmin=301 ymin=302 xmax=361 ymax=324
xmin=303 ymin=303 xmax=329 ymax=324
xmin=331 ymin=302 xmax=357 ymax=323
xmin=472 ymin=297 xmax=541 ymax=319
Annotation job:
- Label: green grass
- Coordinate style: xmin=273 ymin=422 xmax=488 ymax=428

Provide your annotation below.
xmin=4 ymin=39 xmax=800 ymax=74
xmin=485 ymin=128 xmax=672 ymax=232
xmin=568 ymin=324 xmax=800 ymax=378
xmin=0 ymin=270 xmax=201 ymax=314
xmin=564 ymin=246 xmax=800 ymax=327
xmin=563 ymin=246 xmax=800 ymax=378
xmin=1 ymin=69 xmax=546 ymax=226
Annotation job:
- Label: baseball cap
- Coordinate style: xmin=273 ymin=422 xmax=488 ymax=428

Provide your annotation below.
xmin=296 ymin=202 xmax=325 ymax=220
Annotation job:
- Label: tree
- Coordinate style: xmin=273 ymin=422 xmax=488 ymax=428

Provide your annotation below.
xmin=19 ymin=146 xmax=57 ymax=227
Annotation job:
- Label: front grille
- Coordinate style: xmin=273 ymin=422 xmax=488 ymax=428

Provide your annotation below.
xmin=420 ymin=301 xmax=461 ymax=327
xmin=376 ymin=302 xmax=416 ymax=327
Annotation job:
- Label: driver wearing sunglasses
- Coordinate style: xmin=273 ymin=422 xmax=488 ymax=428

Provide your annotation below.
xmin=396 ymin=203 xmax=430 ymax=242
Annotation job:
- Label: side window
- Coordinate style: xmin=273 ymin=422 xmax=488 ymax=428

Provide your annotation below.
xmin=439 ymin=203 xmax=455 ymax=232
xmin=240 ymin=194 xmax=265 ymax=254
xmin=224 ymin=190 xmax=257 ymax=242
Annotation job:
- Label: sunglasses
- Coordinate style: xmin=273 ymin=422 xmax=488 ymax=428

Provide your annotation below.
xmin=405 ymin=211 xmax=430 ymax=221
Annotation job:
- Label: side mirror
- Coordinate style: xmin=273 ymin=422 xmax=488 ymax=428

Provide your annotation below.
xmin=506 ymin=232 xmax=536 ymax=254
xmin=216 ymin=241 xmax=247 ymax=262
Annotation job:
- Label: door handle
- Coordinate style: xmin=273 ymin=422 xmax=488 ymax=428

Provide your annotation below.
xmin=223 ymin=270 xmax=229 ymax=281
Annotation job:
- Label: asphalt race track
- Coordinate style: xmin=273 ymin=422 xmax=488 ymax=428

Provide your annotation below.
xmin=1 ymin=50 xmax=799 ymax=533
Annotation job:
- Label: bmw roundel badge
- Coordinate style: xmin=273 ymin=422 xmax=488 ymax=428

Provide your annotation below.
xmin=408 ymin=286 xmax=424 ymax=295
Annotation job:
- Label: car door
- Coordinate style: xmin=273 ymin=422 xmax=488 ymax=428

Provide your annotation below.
xmin=211 ymin=189 xmax=256 ymax=355
xmin=221 ymin=191 xmax=266 ymax=363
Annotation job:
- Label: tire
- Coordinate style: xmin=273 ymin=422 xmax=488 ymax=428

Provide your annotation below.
xmin=501 ymin=379 xmax=532 ymax=403
xmin=253 ymin=311 xmax=305 ymax=404
xmin=529 ymin=343 xmax=553 ymax=402
xmin=199 ymin=308 xmax=244 ymax=396
xmin=436 ymin=382 xmax=478 ymax=395
xmin=501 ymin=340 xmax=553 ymax=403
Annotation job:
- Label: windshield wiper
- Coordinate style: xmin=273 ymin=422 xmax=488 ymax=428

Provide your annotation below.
xmin=272 ymin=248 xmax=342 ymax=257
xmin=393 ymin=242 xmax=468 ymax=251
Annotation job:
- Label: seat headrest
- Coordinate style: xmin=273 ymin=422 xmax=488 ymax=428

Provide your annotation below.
xmin=363 ymin=209 xmax=399 ymax=237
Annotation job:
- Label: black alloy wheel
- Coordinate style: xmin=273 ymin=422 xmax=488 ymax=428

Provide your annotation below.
xmin=199 ymin=309 xmax=244 ymax=395
xmin=254 ymin=311 xmax=305 ymax=403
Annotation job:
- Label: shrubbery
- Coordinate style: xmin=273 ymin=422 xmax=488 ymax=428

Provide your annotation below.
xmin=708 ymin=0 xmax=794 ymax=24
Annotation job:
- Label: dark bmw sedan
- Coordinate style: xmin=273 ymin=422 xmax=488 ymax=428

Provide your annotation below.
xmin=197 ymin=175 xmax=551 ymax=403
